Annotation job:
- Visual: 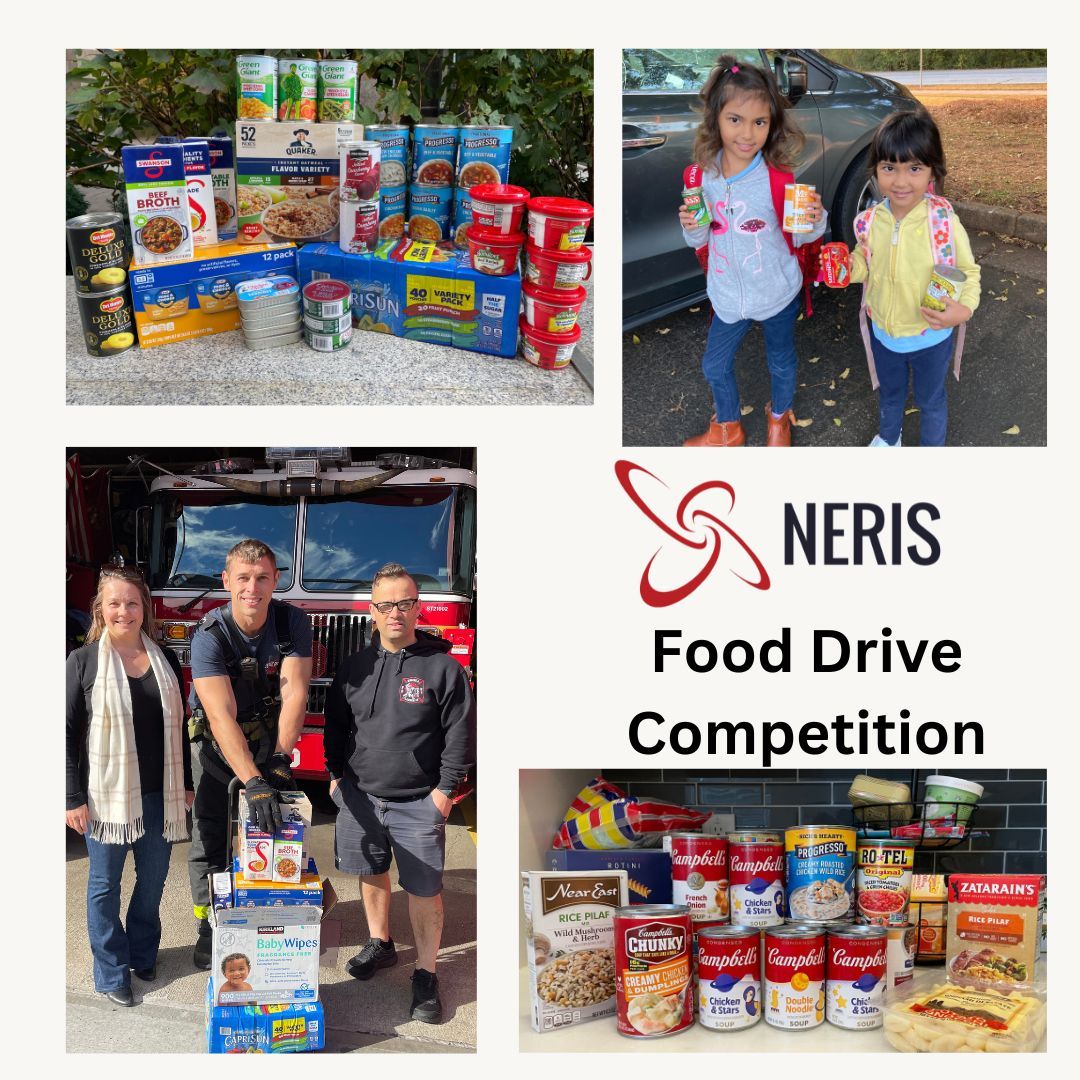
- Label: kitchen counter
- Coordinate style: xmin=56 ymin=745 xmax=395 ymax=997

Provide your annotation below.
xmin=519 ymin=960 xmax=1047 ymax=1052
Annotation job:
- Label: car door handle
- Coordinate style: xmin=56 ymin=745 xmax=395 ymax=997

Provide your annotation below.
xmin=622 ymin=135 xmax=667 ymax=150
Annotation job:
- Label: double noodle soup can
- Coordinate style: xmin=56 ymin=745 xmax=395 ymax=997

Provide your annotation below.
xmin=764 ymin=925 xmax=826 ymax=1029
xmin=728 ymin=831 xmax=785 ymax=928
xmin=782 ymin=182 xmax=816 ymax=233
xmin=614 ymin=905 xmax=694 ymax=1038
xmin=682 ymin=164 xmax=712 ymax=228
xmin=856 ymin=839 xmax=915 ymax=926
xmin=696 ymin=924 xmax=762 ymax=1030
xmin=923 ymin=264 xmax=966 ymax=312
xmin=826 ymin=924 xmax=888 ymax=1029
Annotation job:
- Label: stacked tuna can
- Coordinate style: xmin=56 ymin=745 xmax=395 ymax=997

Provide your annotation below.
xmin=302 ymin=279 xmax=352 ymax=352
xmin=236 ymin=276 xmax=301 ymax=349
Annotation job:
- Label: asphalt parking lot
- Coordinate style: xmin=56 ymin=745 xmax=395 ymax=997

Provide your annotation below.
xmin=623 ymin=231 xmax=1046 ymax=447
xmin=66 ymin=788 xmax=476 ymax=1053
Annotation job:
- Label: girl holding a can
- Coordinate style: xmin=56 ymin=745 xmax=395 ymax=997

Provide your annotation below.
xmin=678 ymin=56 xmax=826 ymax=447
xmin=848 ymin=110 xmax=981 ymax=447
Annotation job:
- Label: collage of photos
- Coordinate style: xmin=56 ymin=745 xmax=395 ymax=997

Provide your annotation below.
xmin=60 ymin=42 xmax=1052 ymax=1059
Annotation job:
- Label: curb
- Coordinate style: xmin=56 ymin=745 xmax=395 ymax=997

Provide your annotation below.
xmin=953 ymin=200 xmax=1046 ymax=246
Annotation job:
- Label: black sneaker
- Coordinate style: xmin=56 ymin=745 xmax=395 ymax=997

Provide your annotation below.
xmin=345 ymin=938 xmax=397 ymax=980
xmin=193 ymin=918 xmax=213 ymax=971
xmin=410 ymin=968 xmax=442 ymax=1024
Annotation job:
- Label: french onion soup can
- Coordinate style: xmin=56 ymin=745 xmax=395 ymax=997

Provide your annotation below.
xmin=826 ymin=924 xmax=888 ymax=1029
xmin=764 ymin=925 xmax=825 ymax=1030
xmin=696 ymin=924 xmax=762 ymax=1030
xmin=67 ymin=213 xmax=128 ymax=294
xmin=614 ymin=905 xmax=693 ymax=1038
xmin=856 ymin=838 xmax=914 ymax=926
xmin=923 ymin=264 xmax=966 ymax=312
xmin=728 ymin=830 xmax=785 ymax=927
xmin=663 ymin=832 xmax=729 ymax=924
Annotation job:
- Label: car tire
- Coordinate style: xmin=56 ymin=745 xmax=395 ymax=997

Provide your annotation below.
xmin=831 ymin=149 xmax=879 ymax=247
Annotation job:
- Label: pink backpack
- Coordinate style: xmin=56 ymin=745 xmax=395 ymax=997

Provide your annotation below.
xmin=853 ymin=193 xmax=966 ymax=389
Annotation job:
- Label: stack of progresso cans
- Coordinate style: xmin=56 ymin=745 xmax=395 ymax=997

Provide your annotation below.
xmin=364 ymin=123 xmax=513 ymax=246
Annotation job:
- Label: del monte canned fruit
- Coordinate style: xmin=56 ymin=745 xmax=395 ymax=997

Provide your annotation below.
xmin=663 ymin=833 xmax=729 ymax=924
xmin=764 ymin=925 xmax=825 ymax=1030
xmin=785 ymin=826 xmax=855 ymax=924
xmin=317 ymin=59 xmax=358 ymax=122
xmin=67 ymin=213 xmax=128 ymax=294
xmin=728 ymin=831 xmax=785 ymax=928
xmin=614 ymin=905 xmax=693 ymax=1038
xmin=856 ymin=839 xmax=914 ymax=926
xmin=236 ymin=55 xmax=276 ymax=121
xmin=76 ymin=286 xmax=136 ymax=357
xmin=826 ymin=924 xmax=888 ymax=1029
xmin=696 ymin=924 xmax=761 ymax=1030
xmin=278 ymin=58 xmax=318 ymax=121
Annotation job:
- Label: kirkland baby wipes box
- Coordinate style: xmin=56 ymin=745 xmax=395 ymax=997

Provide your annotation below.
xmin=205 ymin=978 xmax=326 ymax=1053
xmin=210 ymin=905 xmax=321 ymax=1006
xmin=297 ymin=239 xmax=520 ymax=357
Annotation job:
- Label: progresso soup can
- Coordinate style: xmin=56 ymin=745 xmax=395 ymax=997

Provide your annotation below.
xmin=76 ymin=285 xmax=136 ymax=357
xmin=455 ymin=124 xmax=513 ymax=187
xmin=67 ymin=213 xmax=128 ymax=294
xmin=379 ymin=186 xmax=408 ymax=241
xmin=696 ymin=924 xmax=762 ymax=1031
xmin=366 ymin=125 xmax=410 ymax=188
xmin=784 ymin=826 xmax=856 ymax=925
xmin=410 ymin=125 xmax=459 ymax=186
xmin=614 ymin=905 xmax=693 ymax=1038
xmin=407 ymin=185 xmax=454 ymax=243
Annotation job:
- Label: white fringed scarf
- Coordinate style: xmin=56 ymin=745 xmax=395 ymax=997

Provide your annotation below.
xmin=87 ymin=631 xmax=189 ymax=844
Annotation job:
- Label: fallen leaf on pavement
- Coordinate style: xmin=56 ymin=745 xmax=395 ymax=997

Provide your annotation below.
xmin=994 ymin=295 xmax=1008 ymax=302
xmin=833 ymin=418 xmax=842 ymax=427
xmin=632 ymin=335 xmax=640 ymax=344
xmin=793 ymin=417 xmax=814 ymax=428
xmin=657 ymin=327 xmax=671 ymax=335
xmin=840 ymin=368 xmax=850 ymax=380
xmin=689 ymin=306 xmax=701 ymax=312
xmin=1036 ymin=289 xmax=1045 ymax=296
xmin=823 ymin=399 xmax=836 ymax=406
xmin=829 ymin=380 xmax=836 ymax=390
xmin=808 ymin=356 xmax=820 ymax=364
xmin=905 ymin=407 xmax=920 ymax=415
xmin=741 ymin=405 xmax=754 ymax=416
xmin=1002 ymin=424 xmax=1020 ymax=436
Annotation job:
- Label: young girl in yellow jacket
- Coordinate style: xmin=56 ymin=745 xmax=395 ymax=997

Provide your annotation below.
xmin=848 ymin=110 xmax=980 ymax=446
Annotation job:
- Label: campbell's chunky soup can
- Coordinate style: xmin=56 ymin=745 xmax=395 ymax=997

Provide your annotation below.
xmin=764 ymin=925 xmax=825 ymax=1030
xmin=785 ymin=826 xmax=855 ymax=924
xmin=67 ymin=213 xmax=128 ymax=295
xmin=728 ymin=831 xmax=785 ymax=928
xmin=856 ymin=839 xmax=914 ymax=926
xmin=614 ymin=905 xmax=693 ymax=1038
xmin=664 ymin=833 xmax=729 ymax=924
xmin=826 ymin=924 xmax=888 ymax=1029
xmin=696 ymin=925 xmax=761 ymax=1030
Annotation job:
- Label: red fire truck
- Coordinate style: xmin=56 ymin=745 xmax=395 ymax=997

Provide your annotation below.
xmin=106 ymin=448 xmax=475 ymax=782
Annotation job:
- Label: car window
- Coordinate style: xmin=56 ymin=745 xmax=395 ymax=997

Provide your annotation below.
xmin=764 ymin=50 xmax=835 ymax=93
xmin=623 ymin=49 xmax=761 ymax=93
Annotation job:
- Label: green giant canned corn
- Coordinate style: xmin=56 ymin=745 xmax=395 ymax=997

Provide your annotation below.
xmin=236 ymin=55 xmax=277 ymax=122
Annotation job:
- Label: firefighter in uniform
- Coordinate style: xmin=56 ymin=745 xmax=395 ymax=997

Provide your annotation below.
xmin=187 ymin=539 xmax=313 ymax=969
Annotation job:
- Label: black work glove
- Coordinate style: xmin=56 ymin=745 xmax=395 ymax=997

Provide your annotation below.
xmin=244 ymin=776 xmax=283 ymax=833
xmin=264 ymin=752 xmax=298 ymax=792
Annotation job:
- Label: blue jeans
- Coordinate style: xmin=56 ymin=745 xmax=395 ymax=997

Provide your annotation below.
xmin=85 ymin=791 xmax=174 ymax=992
xmin=701 ymin=293 xmax=801 ymax=422
xmin=871 ymin=330 xmax=955 ymax=447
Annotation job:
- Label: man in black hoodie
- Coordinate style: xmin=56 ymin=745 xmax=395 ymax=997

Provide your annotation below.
xmin=323 ymin=563 xmax=475 ymax=1024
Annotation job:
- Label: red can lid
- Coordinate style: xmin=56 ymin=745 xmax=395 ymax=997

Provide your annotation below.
xmin=469 ymin=182 xmax=531 ymax=204
xmin=466 ymin=223 xmax=526 ymax=246
xmin=302 ymin=279 xmax=350 ymax=304
xmin=684 ymin=164 xmax=703 ymax=187
xmin=525 ymin=241 xmax=592 ymax=263
xmin=519 ymin=314 xmax=582 ymax=345
xmin=526 ymin=196 xmax=594 ymax=219
xmin=522 ymin=280 xmax=587 ymax=305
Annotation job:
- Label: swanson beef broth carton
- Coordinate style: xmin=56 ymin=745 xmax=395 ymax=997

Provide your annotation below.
xmin=522 ymin=869 xmax=629 ymax=1033
xmin=122 ymin=144 xmax=194 ymax=266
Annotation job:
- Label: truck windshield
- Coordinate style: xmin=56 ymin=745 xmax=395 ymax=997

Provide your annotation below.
xmin=303 ymin=489 xmax=461 ymax=592
xmin=150 ymin=496 xmax=297 ymax=589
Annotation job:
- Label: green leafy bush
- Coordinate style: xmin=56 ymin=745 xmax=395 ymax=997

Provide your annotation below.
xmin=819 ymin=50 xmax=1046 ymax=73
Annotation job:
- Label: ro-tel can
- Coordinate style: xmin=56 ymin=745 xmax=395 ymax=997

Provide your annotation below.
xmin=923 ymin=264 xmax=966 ymax=312
xmin=696 ymin=924 xmax=762 ymax=1031
xmin=819 ymin=241 xmax=851 ymax=288
xmin=764 ymin=925 xmax=825 ymax=1029
xmin=663 ymin=832 xmax=729 ymax=924
xmin=785 ymin=826 xmax=856 ymax=925
xmin=728 ymin=831 xmax=785 ymax=928
xmin=408 ymin=185 xmax=454 ymax=243
xmin=236 ymin=55 xmax=277 ymax=122
xmin=66 ymin=212 xmax=128 ymax=294
xmin=682 ymin=163 xmax=712 ymax=228
xmin=410 ymin=125 xmax=459 ymax=187
xmin=455 ymin=124 xmax=513 ymax=188
xmin=614 ymin=905 xmax=694 ymax=1038
xmin=366 ymin=125 xmax=410 ymax=188
xmin=380 ymin=186 xmax=408 ymax=241
xmin=782 ymin=182 xmax=816 ymax=233
xmin=317 ymin=59 xmax=358 ymax=122
xmin=302 ymin=279 xmax=351 ymax=321
xmin=826 ymin=924 xmax=888 ymax=1030
xmin=340 ymin=142 xmax=382 ymax=202
xmin=886 ymin=922 xmax=917 ymax=990
xmin=856 ymin=838 xmax=915 ymax=926
xmin=76 ymin=285 xmax=136 ymax=357
xmin=277 ymin=57 xmax=318 ymax=122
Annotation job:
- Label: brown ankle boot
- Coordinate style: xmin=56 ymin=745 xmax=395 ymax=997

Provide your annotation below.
xmin=765 ymin=403 xmax=796 ymax=447
xmin=684 ymin=415 xmax=746 ymax=447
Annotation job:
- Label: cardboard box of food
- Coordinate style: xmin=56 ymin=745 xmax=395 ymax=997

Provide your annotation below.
xmin=129 ymin=240 xmax=296 ymax=348
xmin=232 ymin=857 xmax=324 ymax=907
xmin=205 ymin=979 xmax=325 ymax=1054
xmin=546 ymin=849 xmax=672 ymax=905
xmin=297 ymin=239 xmax=520 ymax=358
xmin=236 ymin=790 xmax=312 ymax=877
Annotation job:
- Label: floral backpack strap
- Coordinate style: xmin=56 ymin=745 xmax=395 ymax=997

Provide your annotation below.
xmin=926 ymin=193 xmax=965 ymax=381
xmin=853 ymin=204 xmax=881 ymax=389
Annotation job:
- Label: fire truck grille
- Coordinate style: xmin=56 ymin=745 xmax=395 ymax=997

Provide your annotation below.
xmin=306 ymin=613 xmax=368 ymax=714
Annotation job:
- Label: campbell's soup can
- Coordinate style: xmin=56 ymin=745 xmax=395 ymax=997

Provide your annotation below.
xmin=663 ymin=832 xmax=729 ymax=924
xmin=886 ymin=922 xmax=917 ymax=990
xmin=728 ymin=831 xmax=785 ymax=928
xmin=614 ymin=905 xmax=693 ymax=1038
xmin=696 ymin=925 xmax=762 ymax=1030
xmin=826 ymin=924 xmax=888 ymax=1029
xmin=764 ymin=925 xmax=825 ymax=1030
xmin=785 ymin=826 xmax=855 ymax=925
xmin=856 ymin=839 xmax=914 ymax=926
xmin=782 ymin=183 xmax=816 ymax=233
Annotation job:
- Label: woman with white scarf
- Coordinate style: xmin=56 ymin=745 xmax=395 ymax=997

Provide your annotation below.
xmin=65 ymin=564 xmax=194 ymax=1007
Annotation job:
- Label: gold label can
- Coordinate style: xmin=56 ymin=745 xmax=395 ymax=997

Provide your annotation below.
xmin=922 ymin=264 xmax=966 ymax=311
xmin=783 ymin=183 xmax=815 ymax=233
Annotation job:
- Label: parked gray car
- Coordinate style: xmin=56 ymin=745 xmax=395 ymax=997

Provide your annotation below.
xmin=623 ymin=49 xmax=919 ymax=330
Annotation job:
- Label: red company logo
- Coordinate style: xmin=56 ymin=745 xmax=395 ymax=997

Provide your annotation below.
xmin=615 ymin=460 xmax=770 ymax=606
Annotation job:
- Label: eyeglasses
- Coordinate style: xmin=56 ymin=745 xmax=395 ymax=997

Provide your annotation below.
xmin=100 ymin=562 xmax=145 ymax=581
xmin=371 ymin=598 xmax=420 ymax=614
